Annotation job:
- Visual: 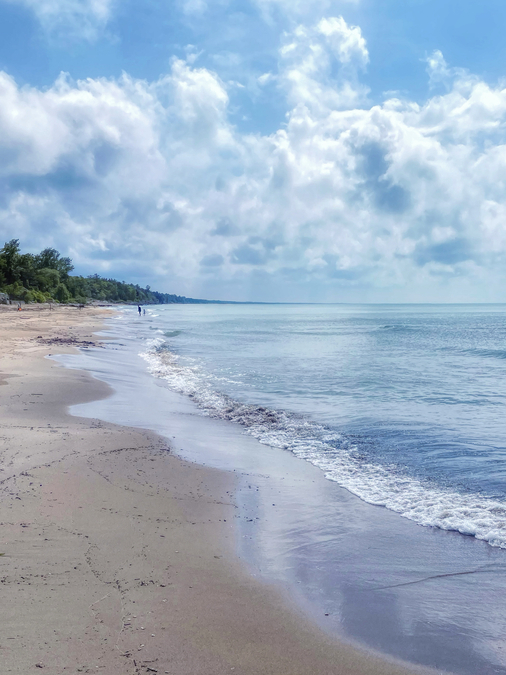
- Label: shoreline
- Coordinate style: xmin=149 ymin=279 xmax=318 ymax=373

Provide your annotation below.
xmin=1 ymin=305 xmax=433 ymax=674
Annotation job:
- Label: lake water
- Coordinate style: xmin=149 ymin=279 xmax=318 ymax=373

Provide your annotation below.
xmin=141 ymin=303 xmax=506 ymax=548
xmin=58 ymin=303 xmax=506 ymax=674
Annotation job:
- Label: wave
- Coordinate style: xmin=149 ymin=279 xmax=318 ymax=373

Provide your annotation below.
xmin=140 ymin=339 xmax=506 ymax=549
xmin=466 ymin=348 xmax=506 ymax=360
xmin=378 ymin=324 xmax=415 ymax=332
xmin=441 ymin=346 xmax=506 ymax=360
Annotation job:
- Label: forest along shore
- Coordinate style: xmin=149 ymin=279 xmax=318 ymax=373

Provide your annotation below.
xmin=0 ymin=304 xmax=431 ymax=675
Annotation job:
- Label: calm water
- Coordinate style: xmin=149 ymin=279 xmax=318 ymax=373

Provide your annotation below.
xmin=137 ymin=303 xmax=506 ymax=548
xmin=58 ymin=302 xmax=506 ymax=674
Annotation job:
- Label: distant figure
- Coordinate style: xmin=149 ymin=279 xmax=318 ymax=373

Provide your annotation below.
xmin=17 ymin=302 xmax=22 ymax=311
xmin=143 ymin=308 xmax=146 ymax=316
xmin=138 ymin=305 xmax=142 ymax=316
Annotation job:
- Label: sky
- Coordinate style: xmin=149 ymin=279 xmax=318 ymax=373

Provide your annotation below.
xmin=1 ymin=1 xmax=506 ymax=301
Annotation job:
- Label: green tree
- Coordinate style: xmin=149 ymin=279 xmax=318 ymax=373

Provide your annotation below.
xmin=36 ymin=268 xmax=60 ymax=293
xmin=54 ymin=283 xmax=71 ymax=303
xmin=36 ymin=248 xmax=74 ymax=278
xmin=0 ymin=239 xmax=22 ymax=285
xmin=0 ymin=239 xmax=208 ymax=305
xmin=18 ymin=253 xmax=37 ymax=289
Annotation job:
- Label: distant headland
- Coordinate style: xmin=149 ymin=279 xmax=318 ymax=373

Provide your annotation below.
xmin=0 ymin=239 xmax=221 ymax=305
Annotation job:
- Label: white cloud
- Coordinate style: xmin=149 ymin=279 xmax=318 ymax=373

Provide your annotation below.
xmin=1 ymin=20 xmax=506 ymax=300
xmin=258 ymin=72 xmax=275 ymax=86
xmin=178 ymin=0 xmax=208 ymax=16
xmin=279 ymin=17 xmax=369 ymax=111
xmin=2 ymin=0 xmax=114 ymax=41
xmin=317 ymin=17 xmax=368 ymax=67
xmin=253 ymin=0 xmax=359 ymax=24
xmin=426 ymin=49 xmax=452 ymax=87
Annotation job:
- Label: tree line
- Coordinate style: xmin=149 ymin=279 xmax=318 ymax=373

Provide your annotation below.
xmin=0 ymin=240 xmax=211 ymax=305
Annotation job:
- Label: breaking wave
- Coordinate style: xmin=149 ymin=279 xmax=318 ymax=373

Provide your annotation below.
xmin=141 ymin=338 xmax=506 ymax=549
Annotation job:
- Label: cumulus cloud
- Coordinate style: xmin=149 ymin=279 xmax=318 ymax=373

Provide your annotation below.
xmin=1 ymin=17 xmax=506 ymax=300
xmin=2 ymin=0 xmax=114 ymax=41
xmin=279 ymin=16 xmax=368 ymax=110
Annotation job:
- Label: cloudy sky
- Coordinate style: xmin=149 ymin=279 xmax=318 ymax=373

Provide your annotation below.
xmin=1 ymin=0 xmax=506 ymax=301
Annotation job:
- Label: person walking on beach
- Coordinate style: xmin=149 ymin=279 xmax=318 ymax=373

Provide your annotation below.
xmin=143 ymin=308 xmax=146 ymax=316
xmin=138 ymin=305 xmax=142 ymax=316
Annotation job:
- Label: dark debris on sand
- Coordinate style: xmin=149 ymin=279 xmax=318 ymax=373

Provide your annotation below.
xmin=36 ymin=336 xmax=101 ymax=348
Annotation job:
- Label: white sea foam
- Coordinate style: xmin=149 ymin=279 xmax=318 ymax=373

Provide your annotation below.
xmin=141 ymin=339 xmax=506 ymax=549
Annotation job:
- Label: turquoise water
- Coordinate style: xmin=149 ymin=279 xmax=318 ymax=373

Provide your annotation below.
xmin=134 ymin=303 xmax=506 ymax=548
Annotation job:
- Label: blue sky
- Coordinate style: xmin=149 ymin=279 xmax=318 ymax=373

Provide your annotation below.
xmin=1 ymin=0 xmax=506 ymax=301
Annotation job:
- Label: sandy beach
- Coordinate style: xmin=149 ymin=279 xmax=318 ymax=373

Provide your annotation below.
xmin=0 ymin=304 xmax=433 ymax=675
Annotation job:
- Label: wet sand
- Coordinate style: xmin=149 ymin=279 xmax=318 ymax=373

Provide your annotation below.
xmin=0 ymin=304 xmax=432 ymax=674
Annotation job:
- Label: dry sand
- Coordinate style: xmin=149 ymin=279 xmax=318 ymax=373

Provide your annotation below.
xmin=0 ymin=304 xmax=432 ymax=675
